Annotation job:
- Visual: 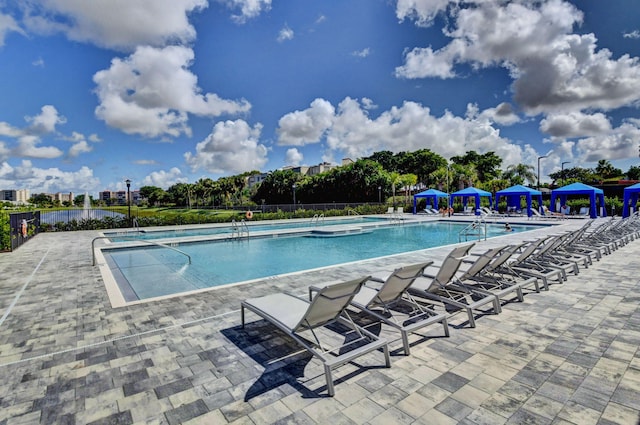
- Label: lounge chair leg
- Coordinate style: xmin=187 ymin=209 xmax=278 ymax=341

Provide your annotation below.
xmin=442 ymin=317 xmax=450 ymax=337
xmin=324 ymin=365 xmax=335 ymax=397
xmin=241 ymin=305 xmax=245 ymax=328
xmin=383 ymin=345 xmax=391 ymax=368
xmin=402 ymin=332 xmax=411 ymax=356
xmin=467 ymin=308 xmax=476 ymax=328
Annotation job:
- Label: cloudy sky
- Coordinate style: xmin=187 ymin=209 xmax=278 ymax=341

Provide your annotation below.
xmin=0 ymin=0 xmax=639 ymax=196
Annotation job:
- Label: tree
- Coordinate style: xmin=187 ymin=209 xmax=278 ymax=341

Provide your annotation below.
xmin=502 ymin=164 xmax=536 ymax=186
xmin=29 ymin=193 xmax=52 ymax=207
xmin=595 ymin=160 xmax=622 ymax=180
xmin=451 ymin=151 xmax=502 ymax=182
xmin=627 ymin=165 xmax=640 ymax=180
xmin=139 ymin=186 xmax=166 ymax=206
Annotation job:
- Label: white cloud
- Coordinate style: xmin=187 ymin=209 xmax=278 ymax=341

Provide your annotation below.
xmin=67 ymin=141 xmax=93 ymax=158
xmin=0 ymin=160 xmax=100 ymax=193
xmin=0 ymin=141 xmax=9 ymax=162
xmin=217 ymin=0 xmax=272 ymax=24
xmin=277 ymin=24 xmax=294 ymax=42
xmin=277 ymin=99 xmax=335 ymax=146
xmin=21 ymin=0 xmax=206 ymax=51
xmin=396 ymin=1 xmax=640 ymax=115
xmin=25 ymin=105 xmax=66 ymax=135
xmin=134 ymin=159 xmax=159 ymax=165
xmin=278 ymin=96 xmax=527 ymax=167
xmin=539 ymin=111 xmax=612 ymax=138
xmin=0 ymin=122 xmax=23 ymax=138
xmin=476 ymin=102 xmax=521 ymax=126
xmin=93 ymin=45 xmax=251 ymax=138
xmin=352 ymin=48 xmax=370 ymax=58
xmin=12 ymin=135 xmax=63 ymax=159
xmin=184 ymin=119 xmax=269 ymax=174
xmin=624 ymin=30 xmax=640 ymax=39
xmin=575 ymin=121 xmax=640 ymax=163
xmin=285 ymin=148 xmax=303 ymax=166
xmin=141 ymin=167 xmax=188 ymax=189
xmin=396 ymin=0 xmax=451 ymax=27
xmin=0 ymin=12 xmax=24 ymax=46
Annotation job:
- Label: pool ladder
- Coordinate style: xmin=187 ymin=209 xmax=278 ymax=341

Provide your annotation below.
xmin=310 ymin=214 xmax=325 ymax=226
xmin=459 ymin=217 xmax=487 ymax=242
xmin=231 ymin=219 xmax=250 ymax=239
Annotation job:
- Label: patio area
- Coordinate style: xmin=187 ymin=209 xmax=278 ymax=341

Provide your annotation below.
xmin=0 ymin=217 xmax=639 ymax=424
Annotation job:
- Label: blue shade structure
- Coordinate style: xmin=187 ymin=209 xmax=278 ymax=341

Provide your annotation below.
xmin=449 ymin=187 xmax=492 ymax=215
xmin=551 ymin=182 xmax=606 ymax=219
xmin=412 ymin=188 xmax=449 ymax=214
xmin=494 ymin=185 xmax=542 ymax=217
xmin=622 ymin=182 xmax=640 ymax=217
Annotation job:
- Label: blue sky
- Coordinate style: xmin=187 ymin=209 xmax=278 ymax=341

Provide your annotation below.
xmin=0 ymin=0 xmax=639 ymax=197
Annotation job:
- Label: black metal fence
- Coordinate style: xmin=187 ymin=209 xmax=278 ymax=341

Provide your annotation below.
xmin=9 ymin=211 xmax=40 ymax=251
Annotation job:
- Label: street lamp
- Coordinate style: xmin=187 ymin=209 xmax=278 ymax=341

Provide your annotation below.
xmin=292 ymin=183 xmax=296 ymax=210
xmin=561 ymin=161 xmax=570 ymax=187
xmin=125 ymin=179 xmax=131 ymax=226
xmin=537 ymin=155 xmax=548 ymax=190
xmin=378 ymin=186 xmax=382 ymax=204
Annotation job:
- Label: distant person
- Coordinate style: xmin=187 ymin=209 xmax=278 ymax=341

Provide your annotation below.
xmin=504 ymin=223 xmax=512 ymax=232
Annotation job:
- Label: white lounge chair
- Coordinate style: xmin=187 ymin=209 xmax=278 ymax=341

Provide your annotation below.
xmin=408 ymin=244 xmax=502 ymax=328
xmin=241 ymin=277 xmax=391 ymax=396
xmin=310 ymin=262 xmax=449 ymax=355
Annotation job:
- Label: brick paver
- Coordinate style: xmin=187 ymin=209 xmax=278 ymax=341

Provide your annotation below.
xmin=0 ymin=217 xmax=639 ymax=424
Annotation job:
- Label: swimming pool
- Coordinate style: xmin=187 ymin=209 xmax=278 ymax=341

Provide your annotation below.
xmin=100 ymin=221 xmax=543 ymax=303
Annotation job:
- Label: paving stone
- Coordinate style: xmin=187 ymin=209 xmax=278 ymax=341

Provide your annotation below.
xmin=1 ymin=221 xmax=639 ymax=424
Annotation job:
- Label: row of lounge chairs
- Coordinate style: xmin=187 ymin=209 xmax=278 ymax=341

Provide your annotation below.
xmin=240 ymin=213 xmax=640 ymax=396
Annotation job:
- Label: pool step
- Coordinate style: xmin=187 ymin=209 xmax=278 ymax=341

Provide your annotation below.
xmin=307 ymin=226 xmax=370 ymax=237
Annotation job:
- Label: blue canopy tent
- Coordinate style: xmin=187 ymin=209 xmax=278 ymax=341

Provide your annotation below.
xmin=622 ymin=182 xmax=640 ymax=217
xmin=449 ymin=187 xmax=492 ymax=215
xmin=550 ymin=182 xmax=606 ymax=219
xmin=412 ymin=188 xmax=449 ymax=214
xmin=494 ymin=185 xmax=542 ymax=217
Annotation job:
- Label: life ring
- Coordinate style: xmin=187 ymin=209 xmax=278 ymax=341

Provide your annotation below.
xmin=245 ymin=211 xmax=253 ymax=219
xmin=20 ymin=220 xmax=27 ymax=237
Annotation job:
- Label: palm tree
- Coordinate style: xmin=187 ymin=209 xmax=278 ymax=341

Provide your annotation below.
xmin=503 ymin=164 xmax=536 ymax=186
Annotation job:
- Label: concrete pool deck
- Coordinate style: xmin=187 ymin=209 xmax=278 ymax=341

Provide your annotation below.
xmin=0 ymin=216 xmax=639 ymax=424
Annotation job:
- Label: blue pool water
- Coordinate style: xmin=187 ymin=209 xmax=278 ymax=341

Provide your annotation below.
xmin=103 ymin=221 xmax=542 ymax=302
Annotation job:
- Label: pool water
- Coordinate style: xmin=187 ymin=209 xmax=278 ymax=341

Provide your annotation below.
xmin=103 ymin=221 xmax=541 ymax=302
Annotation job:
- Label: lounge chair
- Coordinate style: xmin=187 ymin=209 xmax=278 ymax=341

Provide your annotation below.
xmin=309 ymin=262 xmax=449 ymax=355
xmin=241 ymin=277 xmax=391 ymax=396
xmin=493 ymin=236 xmax=565 ymax=291
xmin=408 ymin=243 xmax=501 ymax=328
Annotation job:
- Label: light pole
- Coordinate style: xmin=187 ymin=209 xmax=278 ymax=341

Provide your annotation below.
xmin=125 ymin=179 xmax=131 ymax=226
xmin=446 ymin=163 xmax=451 ymax=217
xmin=537 ymin=155 xmax=548 ymax=190
xmin=561 ymin=161 xmax=570 ymax=187
xmin=292 ymin=183 xmax=296 ymax=211
xmin=378 ymin=186 xmax=382 ymax=204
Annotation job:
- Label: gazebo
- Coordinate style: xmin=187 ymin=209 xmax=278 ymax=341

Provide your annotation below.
xmin=622 ymin=182 xmax=640 ymax=217
xmin=494 ymin=185 xmax=542 ymax=217
xmin=412 ymin=188 xmax=449 ymax=214
xmin=449 ymin=187 xmax=492 ymax=215
xmin=550 ymin=182 xmax=606 ymax=219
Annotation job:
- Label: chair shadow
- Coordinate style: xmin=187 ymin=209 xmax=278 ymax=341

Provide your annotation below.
xmin=221 ymin=319 xmax=388 ymax=400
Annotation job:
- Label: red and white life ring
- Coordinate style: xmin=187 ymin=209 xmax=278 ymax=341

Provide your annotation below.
xmin=20 ymin=220 xmax=27 ymax=237
xmin=245 ymin=211 xmax=253 ymax=219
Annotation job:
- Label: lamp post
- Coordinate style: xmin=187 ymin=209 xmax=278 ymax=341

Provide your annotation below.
xmin=125 ymin=179 xmax=131 ymax=226
xmin=561 ymin=161 xmax=570 ymax=187
xmin=292 ymin=183 xmax=296 ymax=211
xmin=378 ymin=186 xmax=382 ymax=204
xmin=446 ymin=163 xmax=451 ymax=217
xmin=537 ymin=155 xmax=548 ymax=190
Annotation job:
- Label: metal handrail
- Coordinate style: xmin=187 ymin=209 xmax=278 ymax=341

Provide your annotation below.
xmin=458 ymin=217 xmax=487 ymax=242
xmin=91 ymin=236 xmax=192 ymax=266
